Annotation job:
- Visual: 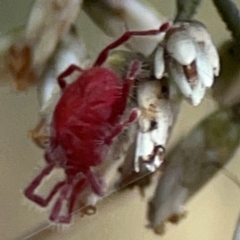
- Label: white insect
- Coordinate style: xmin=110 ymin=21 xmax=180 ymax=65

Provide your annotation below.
xmin=134 ymin=80 xmax=173 ymax=172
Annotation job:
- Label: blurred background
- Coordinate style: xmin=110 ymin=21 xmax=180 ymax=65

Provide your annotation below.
xmin=1 ymin=0 xmax=240 ymax=239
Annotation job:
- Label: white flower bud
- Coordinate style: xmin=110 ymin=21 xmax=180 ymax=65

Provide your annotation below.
xmin=184 ymin=21 xmax=220 ymax=76
xmin=26 ymin=0 xmax=83 ymax=66
xmin=166 ymin=30 xmax=196 ymax=65
xmin=154 ymin=45 xmax=165 ymax=79
xmin=165 ymin=21 xmax=219 ymax=106
xmin=168 ymin=59 xmax=192 ymax=98
xmin=195 ymin=44 xmax=214 ymax=88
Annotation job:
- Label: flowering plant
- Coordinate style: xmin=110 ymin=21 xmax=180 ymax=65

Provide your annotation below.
xmin=2 ymin=0 xmax=240 ymax=239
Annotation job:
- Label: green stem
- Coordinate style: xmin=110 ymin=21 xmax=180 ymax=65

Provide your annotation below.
xmin=175 ymin=0 xmax=203 ymax=21
xmin=212 ymin=0 xmax=240 ymax=46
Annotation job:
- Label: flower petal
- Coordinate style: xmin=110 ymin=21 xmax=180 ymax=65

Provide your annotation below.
xmin=154 ymin=45 xmax=165 ymax=79
xmin=185 ymin=21 xmax=220 ymax=76
xmin=166 ymin=30 xmax=196 ymax=65
xmin=195 ymin=43 xmax=214 ymax=88
xmin=168 ymin=59 xmax=192 ymax=98
xmin=190 ymin=82 xmax=205 ymax=106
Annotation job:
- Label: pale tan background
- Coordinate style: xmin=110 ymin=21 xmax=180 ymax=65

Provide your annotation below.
xmin=1 ymin=0 xmax=240 ymax=240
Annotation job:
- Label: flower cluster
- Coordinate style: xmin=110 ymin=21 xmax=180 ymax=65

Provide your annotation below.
xmin=154 ymin=20 xmax=219 ymax=106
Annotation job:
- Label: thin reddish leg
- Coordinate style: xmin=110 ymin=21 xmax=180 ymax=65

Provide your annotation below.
xmin=24 ymin=164 xmax=65 ymax=207
xmin=68 ymin=178 xmax=88 ymax=215
xmin=119 ymin=60 xmax=141 ymax=104
xmin=57 ymin=64 xmax=83 ymax=90
xmin=109 ymin=60 xmax=141 ymax=123
xmin=49 ymin=178 xmax=87 ymax=223
xmin=87 ymin=170 xmax=106 ymax=196
xmin=93 ymin=22 xmax=170 ymax=67
xmin=105 ymin=109 xmax=139 ymax=145
xmin=106 ymin=60 xmax=142 ymax=142
xmin=49 ymin=182 xmax=72 ymax=223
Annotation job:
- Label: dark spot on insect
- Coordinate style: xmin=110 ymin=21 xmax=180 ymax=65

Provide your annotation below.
xmin=149 ymin=120 xmax=158 ymax=131
xmin=160 ymin=77 xmax=170 ymax=98
xmin=149 ymin=103 xmax=156 ymax=111
xmin=121 ymin=129 xmax=128 ymax=138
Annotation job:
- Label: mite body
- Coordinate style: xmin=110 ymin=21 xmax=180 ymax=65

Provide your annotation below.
xmin=25 ymin=63 xmax=140 ymax=224
xmin=24 ymin=23 xmax=169 ymax=224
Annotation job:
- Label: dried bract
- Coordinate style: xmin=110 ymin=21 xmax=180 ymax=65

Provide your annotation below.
xmin=0 ymin=28 xmax=25 ymax=89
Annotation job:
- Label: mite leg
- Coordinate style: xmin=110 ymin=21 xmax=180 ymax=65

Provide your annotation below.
xmin=120 ymin=60 xmax=142 ymax=105
xmin=111 ymin=60 xmax=142 ymax=118
xmin=87 ymin=170 xmax=106 ymax=197
xmin=49 ymin=178 xmax=87 ymax=224
xmin=57 ymin=64 xmax=83 ymax=90
xmin=107 ymin=60 xmax=142 ymax=138
xmin=24 ymin=164 xmax=65 ymax=207
xmin=106 ymin=108 xmax=141 ymax=145
xmin=93 ymin=22 xmax=170 ymax=67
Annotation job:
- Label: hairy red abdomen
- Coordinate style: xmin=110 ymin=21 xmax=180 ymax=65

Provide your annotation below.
xmin=23 ymin=24 xmax=168 ymax=224
xmin=48 ymin=67 xmax=124 ymax=170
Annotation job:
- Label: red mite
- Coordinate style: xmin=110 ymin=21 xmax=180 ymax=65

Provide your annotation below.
xmin=24 ymin=23 xmax=170 ymax=224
